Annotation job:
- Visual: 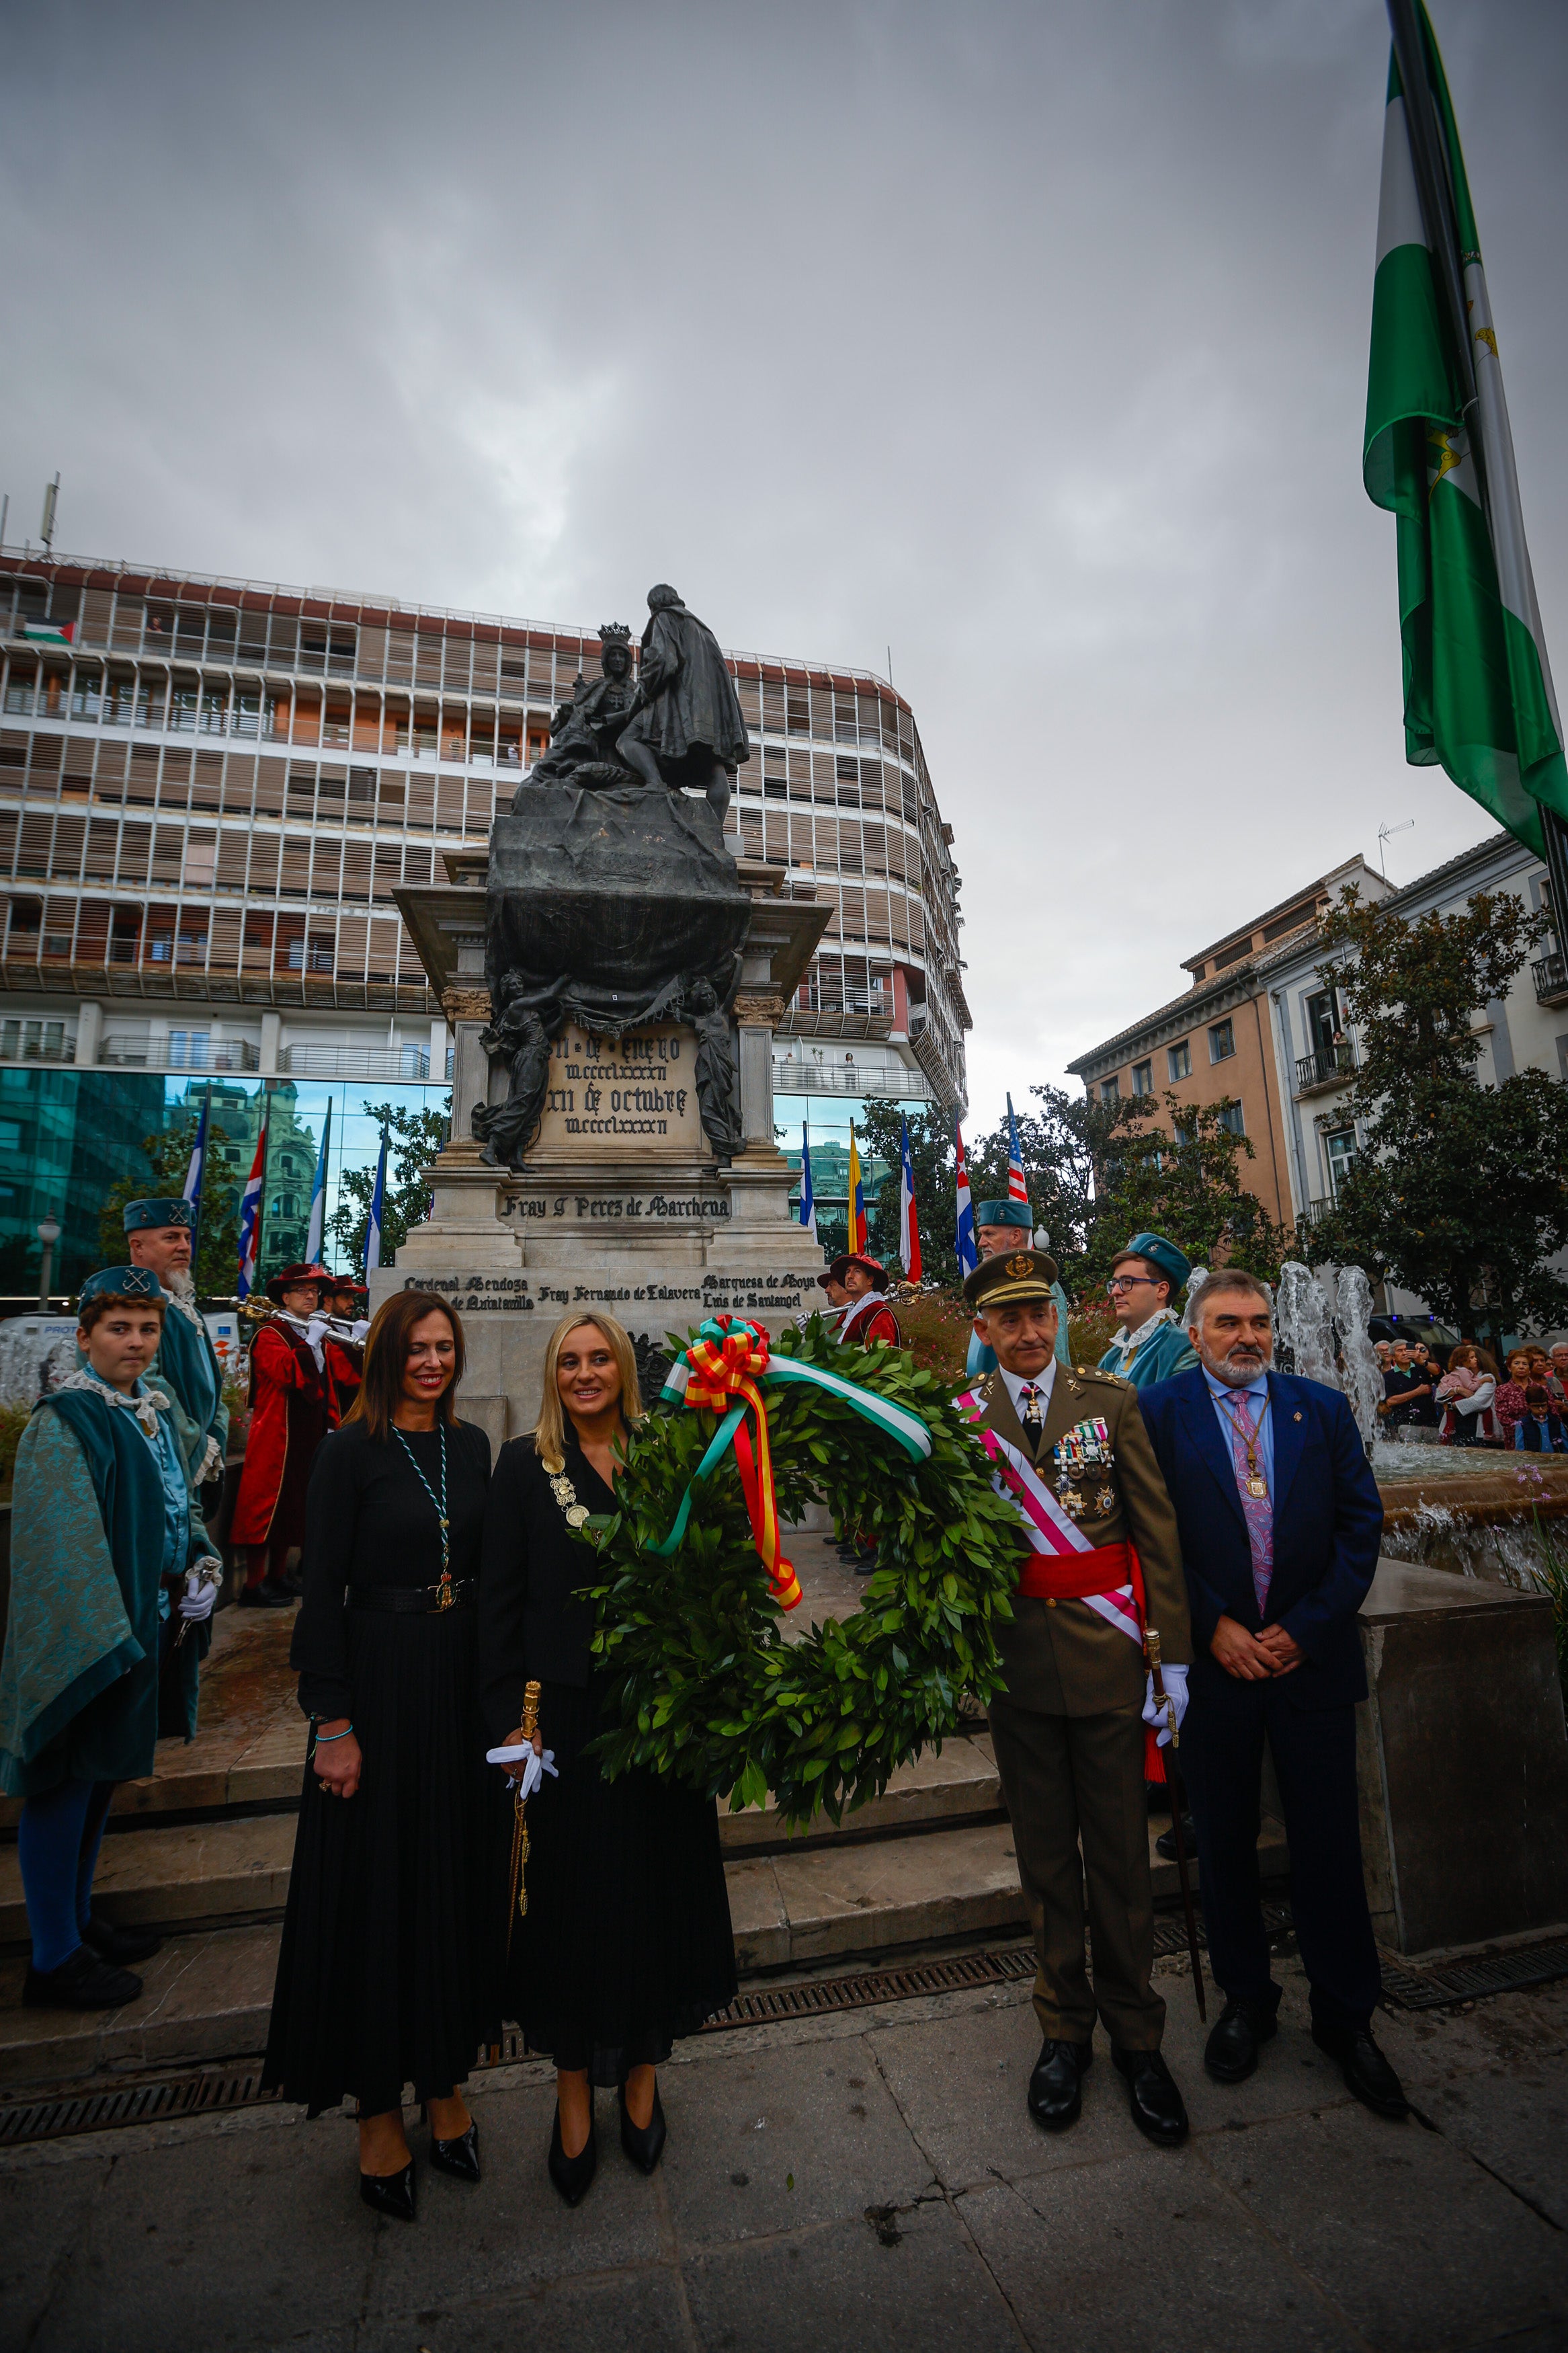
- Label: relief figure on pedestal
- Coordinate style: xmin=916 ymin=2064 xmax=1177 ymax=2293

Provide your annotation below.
xmin=684 ymin=976 xmax=744 ymax=1157
xmin=471 ymin=978 xmax=555 ymax=1168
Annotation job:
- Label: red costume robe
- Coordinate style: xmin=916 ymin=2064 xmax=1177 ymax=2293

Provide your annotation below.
xmin=230 ymin=1318 xmax=335 ymax=1550
xmin=837 ymin=1289 xmax=901 ymax=1350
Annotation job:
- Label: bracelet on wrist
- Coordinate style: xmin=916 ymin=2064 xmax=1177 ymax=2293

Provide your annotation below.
xmin=313 ymin=1722 xmax=354 ymax=1743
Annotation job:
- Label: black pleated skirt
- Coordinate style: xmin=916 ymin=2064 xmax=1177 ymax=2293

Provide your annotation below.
xmin=495 ymin=1677 xmax=737 ymax=2085
xmin=263 ymin=1603 xmax=493 ymax=2118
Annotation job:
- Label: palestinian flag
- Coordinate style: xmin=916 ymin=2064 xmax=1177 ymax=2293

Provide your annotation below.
xmin=22 ymin=619 xmax=75 ymax=646
xmin=1366 ymin=3 xmax=1567 ymax=855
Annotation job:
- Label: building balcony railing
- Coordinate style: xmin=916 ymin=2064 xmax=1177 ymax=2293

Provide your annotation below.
xmin=771 ymin=1060 xmax=932 ymax=1101
xmin=100 ymin=1036 xmax=261 ymax=1072
xmin=279 ymin=1044 xmax=431 ymax=1080
xmin=1294 ymin=1043 xmax=1356 ymax=1096
xmin=1302 ymin=1196 xmax=1337 ymax=1226
xmin=1532 ymin=949 xmax=1568 ymax=1008
xmin=0 ymin=1021 xmax=76 ymax=1063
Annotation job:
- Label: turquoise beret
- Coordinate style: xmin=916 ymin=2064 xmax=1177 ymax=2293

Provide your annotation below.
xmin=1114 ymin=1232 xmax=1191 ymax=1293
xmin=124 ymin=1198 xmax=194 ymax=1232
xmin=79 ymin=1265 xmax=167 ymax=1307
xmin=974 ymin=1200 xmax=1034 ymax=1229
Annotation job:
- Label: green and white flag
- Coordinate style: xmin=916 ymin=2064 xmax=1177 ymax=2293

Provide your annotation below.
xmin=1365 ymin=3 xmax=1567 ymax=855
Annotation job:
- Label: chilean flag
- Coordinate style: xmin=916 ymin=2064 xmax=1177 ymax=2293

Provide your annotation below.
xmin=897 ymin=1115 xmax=922 ymax=1283
xmin=1006 ymin=1094 xmax=1030 ymax=1207
xmin=954 ymin=1120 xmax=977 ymax=1278
xmin=236 ymin=1113 xmax=268 ymax=1301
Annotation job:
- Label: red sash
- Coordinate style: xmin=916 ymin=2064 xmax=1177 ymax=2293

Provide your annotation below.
xmin=1016 ymin=1538 xmax=1133 ymax=1602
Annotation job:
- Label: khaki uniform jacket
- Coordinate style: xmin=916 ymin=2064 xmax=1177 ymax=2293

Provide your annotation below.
xmin=973 ymin=1363 xmax=1192 ymax=1716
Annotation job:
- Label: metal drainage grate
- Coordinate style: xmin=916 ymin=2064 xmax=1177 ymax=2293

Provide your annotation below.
xmin=0 ymin=2063 xmax=282 ymax=2151
xmin=1378 ymin=1933 xmax=1568 ymax=2011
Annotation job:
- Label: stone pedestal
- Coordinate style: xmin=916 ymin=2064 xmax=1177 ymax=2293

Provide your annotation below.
xmin=386 ymin=841 xmax=830 ymax=1440
xmin=1356 ymin=1557 xmax=1568 ymax=1956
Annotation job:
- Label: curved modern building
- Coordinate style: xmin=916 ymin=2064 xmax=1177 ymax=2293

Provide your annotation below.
xmin=0 ymin=550 xmax=968 ymax=1289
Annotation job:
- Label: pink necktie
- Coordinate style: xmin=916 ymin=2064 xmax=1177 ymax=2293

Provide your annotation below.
xmin=1224 ymin=1392 xmax=1274 ymax=1616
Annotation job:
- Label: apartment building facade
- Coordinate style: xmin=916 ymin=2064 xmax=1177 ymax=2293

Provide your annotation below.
xmin=0 ymin=550 xmax=968 ymax=1293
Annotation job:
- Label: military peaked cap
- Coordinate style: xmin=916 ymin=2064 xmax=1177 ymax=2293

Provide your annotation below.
xmin=963 ymin=1246 xmax=1060 ymax=1311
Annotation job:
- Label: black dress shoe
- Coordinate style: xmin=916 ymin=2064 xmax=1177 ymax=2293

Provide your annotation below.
xmin=1155 ymin=1815 xmax=1197 ymax=1862
xmin=23 ymin=1948 xmax=142 ymax=2011
xmin=359 ymin=2162 xmax=416 ymax=2222
xmin=1312 ymin=2020 xmax=1408 ymax=2119
xmin=429 ymin=2121 xmax=481 ymax=2183
xmin=1027 ymin=2038 xmax=1093 ymax=2131
xmin=618 ymin=2083 xmax=668 ymax=2173
xmin=239 ymin=1580 xmax=294 ymax=1609
xmin=1204 ymin=1998 xmax=1278 ymax=2083
xmin=81 ymin=1912 xmax=163 ymax=1966
xmin=548 ymin=2105 xmax=598 ymax=2206
xmin=1111 ymin=2046 xmax=1189 ymax=2147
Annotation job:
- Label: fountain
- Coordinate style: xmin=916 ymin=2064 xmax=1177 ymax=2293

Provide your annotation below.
xmin=1335 ymin=1265 xmax=1385 ymax=1453
xmin=1276 ymin=1260 xmax=1338 ymax=1389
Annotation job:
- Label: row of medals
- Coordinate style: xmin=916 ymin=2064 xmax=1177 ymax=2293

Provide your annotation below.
xmin=1053 ymin=1415 xmax=1116 ymax=1521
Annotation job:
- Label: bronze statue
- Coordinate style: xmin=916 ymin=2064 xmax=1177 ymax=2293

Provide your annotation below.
xmin=616 ymin=585 xmax=751 ymax=826
xmin=521 ymin=624 xmax=641 ymax=793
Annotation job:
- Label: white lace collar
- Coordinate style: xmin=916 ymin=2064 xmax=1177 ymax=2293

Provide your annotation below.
xmin=56 ymin=1365 xmax=171 ymax=1439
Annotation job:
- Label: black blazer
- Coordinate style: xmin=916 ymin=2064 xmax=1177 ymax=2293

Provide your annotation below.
xmin=478 ymin=1429 xmax=618 ymax=1741
xmin=1137 ymin=1367 xmax=1384 ymax=1711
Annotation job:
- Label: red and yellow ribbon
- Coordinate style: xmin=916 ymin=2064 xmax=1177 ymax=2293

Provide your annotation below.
xmin=675 ymin=1318 xmax=801 ymax=1609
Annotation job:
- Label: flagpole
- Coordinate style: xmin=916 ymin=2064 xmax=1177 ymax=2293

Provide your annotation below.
xmin=253 ymin=1082 xmax=272 ymax=1291
xmin=1384 ymin=0 xmax=1568 ymax=937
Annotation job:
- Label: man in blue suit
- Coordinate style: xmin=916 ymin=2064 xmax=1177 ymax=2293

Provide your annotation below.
xmin=1139 ymin=1268 xmax=1407 ymax=2120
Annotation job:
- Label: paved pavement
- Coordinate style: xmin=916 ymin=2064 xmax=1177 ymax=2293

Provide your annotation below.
xmin=3 ymin=1951 xmax=1565 ymax=2353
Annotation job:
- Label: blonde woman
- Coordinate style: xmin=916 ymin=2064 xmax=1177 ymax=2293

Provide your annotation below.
xmin=479 ymin=1312 xmax=736 ymax=2206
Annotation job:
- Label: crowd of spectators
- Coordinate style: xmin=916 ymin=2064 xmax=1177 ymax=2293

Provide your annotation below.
xmin=1372 ymin=1334 xmax=1568 ymax=1452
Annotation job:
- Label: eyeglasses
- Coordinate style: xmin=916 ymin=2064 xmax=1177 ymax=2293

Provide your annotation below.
xmin=1106 ymin=1273 xmax=1153 ymax=1294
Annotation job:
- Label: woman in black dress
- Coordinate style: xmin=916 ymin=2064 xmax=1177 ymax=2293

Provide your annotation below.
xmin=264 ymin=1291 xmax=493 ymax=2222
xmin=481 ymin=1310 xmax=736 ymax=2205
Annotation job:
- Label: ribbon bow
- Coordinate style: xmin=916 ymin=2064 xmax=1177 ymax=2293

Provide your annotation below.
xmin=650 ymin=1314 xmax=934 ymax=1609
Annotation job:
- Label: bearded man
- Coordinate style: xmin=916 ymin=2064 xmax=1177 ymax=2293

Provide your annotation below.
xmin=122 ymin=1199 xmax=229 ymax=1494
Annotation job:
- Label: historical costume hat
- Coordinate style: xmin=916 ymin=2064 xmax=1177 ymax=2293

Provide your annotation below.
xmin=326 ymin=1274 xmax=368 ymax=1296
xmin=79 ymin=1265 xmax=167 ymax=1308
xmin=123 ymin=1198 xmax=194 ymax=1232
xmin=963 ymin=1247 xmax=1061 ymax=1312
xmin=264 ymin=1262 xmax=334 ymax=1307
xmin=973 ymin=1199 xmax=1034 ymax=1230
xmin=827 ymin=1251 xmax=890 ymax=1291
xmin=1111 ymin=1232 xmax=1190 ymax=1295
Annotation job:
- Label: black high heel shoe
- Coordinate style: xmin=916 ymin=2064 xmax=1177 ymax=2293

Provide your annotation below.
xmin=358 ymin=2161 xmax=417 ymax=2223
xmin=618 ymin=2081 xmax=667 ymax=2175
xmin=548 ymin=2104 xmax=597 ymax=2206
xmin=429 ymin=2120 xmax=481 ymax=2183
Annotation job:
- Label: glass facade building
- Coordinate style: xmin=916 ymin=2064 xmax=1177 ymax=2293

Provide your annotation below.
xmin=0 ymin=548 xmax=968 ymax=1287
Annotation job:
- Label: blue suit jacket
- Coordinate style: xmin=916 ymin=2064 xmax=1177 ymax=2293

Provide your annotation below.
xmin=1137 ymin=1367 xmax=1383 ymax=1710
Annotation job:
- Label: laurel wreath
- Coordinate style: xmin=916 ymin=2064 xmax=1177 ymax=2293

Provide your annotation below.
xmin=578 ymin=1316 xmax=1023 ymax=1827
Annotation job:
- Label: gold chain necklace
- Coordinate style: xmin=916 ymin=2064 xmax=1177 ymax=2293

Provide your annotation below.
xmin=540 ymin=1451 xmax=590 ymax=1528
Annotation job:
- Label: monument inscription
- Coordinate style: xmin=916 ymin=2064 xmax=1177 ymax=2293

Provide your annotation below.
xmin=534 ymin=1023 xmax=704 ymax=1156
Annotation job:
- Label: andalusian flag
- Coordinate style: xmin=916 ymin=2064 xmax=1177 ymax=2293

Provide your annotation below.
xmin=846 ymin=1122 xmax=868 ymax=1255
xmin=1366 ymin=1 xmax=1567 ymax=856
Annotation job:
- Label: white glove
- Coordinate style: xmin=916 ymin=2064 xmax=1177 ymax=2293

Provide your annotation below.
xmin=1142 ymin=1663 xmax=1190 ymax=1746
xmin=349 ymin=1320 xmax=371 ymax=1344
xmin=179 ymin=1560 xmax=221 ymax=1623
xmin=304 ymin=1315 xmax=330 ymax=1347
xmin=485 ymin=1741 xmax=559 ymax=1799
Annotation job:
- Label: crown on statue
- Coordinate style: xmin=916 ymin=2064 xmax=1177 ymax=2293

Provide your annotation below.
xmin=597 ymin=622 xmax=632 ymax=647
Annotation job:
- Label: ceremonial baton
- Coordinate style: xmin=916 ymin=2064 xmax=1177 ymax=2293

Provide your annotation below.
xmin=1146 ymin=1628 xmax=1206 ymax=2022
xmin=505 ymin=1679 xmax=543 ymax=1960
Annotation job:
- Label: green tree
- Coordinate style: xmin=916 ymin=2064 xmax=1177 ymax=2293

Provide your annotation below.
xmin=964 ymin=1088 xmax=1108 ymax=1294
xmin=99 ymin=1109 xmax=241 ymax=1299
xmin=1309 ymin=888 xmax=1568 ymax=1337
xmin=325 ymin=1098 xmax=451 ymax=1269
xmin=857 ymin=1101 xmax=960 ymax=1285
xmin=1076 ymin=1091 xmax=1289 ymax=1295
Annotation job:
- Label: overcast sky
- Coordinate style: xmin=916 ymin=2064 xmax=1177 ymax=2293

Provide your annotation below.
xmin=3 ymin=0 xmax=1565 ymax=1127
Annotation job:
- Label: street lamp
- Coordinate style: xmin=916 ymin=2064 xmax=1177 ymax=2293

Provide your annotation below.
xmin=36 ymin=1213 xmax=60 ymax=1308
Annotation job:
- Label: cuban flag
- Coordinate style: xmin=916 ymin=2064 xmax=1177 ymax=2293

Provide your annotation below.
xmin=364 ymin=1127 xmax=389 ymax=1275
xmin=847 ymin=1121 xmax=868 ymax=1254
xmin=954 ymin=1119 xmax=977 ymax=1278
xmin=1006 ymin=1094 xmax=1030 ymax=1207
xmin=236 ymin=1113 xmax=268 ymax=1302
xmin=798 ymin=1121 xmax=817 ymax=1242
xmin=897 ymin=1115 xmax=922 ymax=1283
xmin=304 ymin=1101 xmax=331 ymax=1266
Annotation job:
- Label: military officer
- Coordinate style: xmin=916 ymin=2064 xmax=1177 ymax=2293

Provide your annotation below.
xmin=966 ymin=1199 xmax=1072 ymax=1378
xmin=1098 ymin=1232 xmax=1199 ymax=1389
xmin=964 ymin=1248 xmax=1194 ymax=2147
xmin=123 ymin=1199 xmax=229 ymax=1495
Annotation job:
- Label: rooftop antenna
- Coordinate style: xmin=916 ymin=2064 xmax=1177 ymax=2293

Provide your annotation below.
xmin=40 ymin=474 xmax=59 ymax=551
xmin=886 ymin=645 xmax=893 ymax=685
xmin=0 ymin=494 xmax=8 ymax=548
xmin=1376 ymin=820 xmax=1415 ymax=879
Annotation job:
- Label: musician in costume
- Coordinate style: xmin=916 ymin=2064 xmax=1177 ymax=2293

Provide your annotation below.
xmin=123 ymin=1198 xmax=229 ymax=1494
xmin=1 ymin=1268 xmax=220 ymax=2013
xmin=960 ymin=1248 xmax=1194 ymax=2147
xmin=966 ymin=1201 xmax=1072 ymax=1378
xmin=323 ymin=1275 xmax=371 ymax=1415
xmin=1098 ymin=1232 xmax=1199 ymax=1389
xmin=828 ymin=1252 xmax=901 ymax=1350
xmin=231 ymin=1263 xmax=337 ymax=1608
